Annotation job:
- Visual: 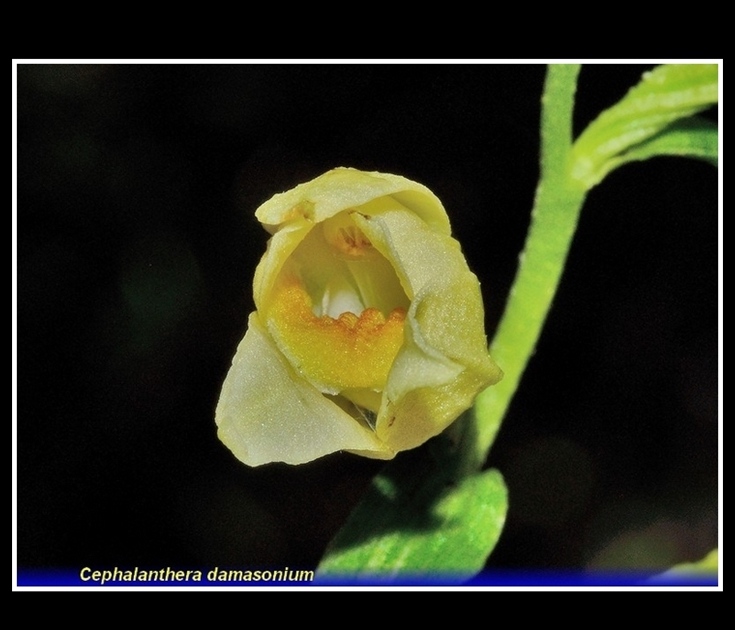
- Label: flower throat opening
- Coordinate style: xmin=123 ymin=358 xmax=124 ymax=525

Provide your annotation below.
xmin=266 ymin=210 xmax=408 ymax=391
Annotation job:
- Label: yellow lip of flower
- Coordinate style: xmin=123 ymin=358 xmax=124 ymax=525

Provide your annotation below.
xmin=216 ymin=168 xmax=502 ymax=466
xmin=267 ymin=274 xmax=407 ymax=391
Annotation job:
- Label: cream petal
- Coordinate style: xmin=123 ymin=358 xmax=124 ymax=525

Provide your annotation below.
xmin=216 ymin=313 xmax=391 ymax=465
xmin=353 ymin=203 xmax=502 ymax=451
xmin=253 ymin=220 xmax=312 ymax=311
xmin=255 ymin=168 xmax=452 ymax=235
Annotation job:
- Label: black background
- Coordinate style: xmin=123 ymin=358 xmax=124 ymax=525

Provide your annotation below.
xmin=16 ymin=63 xmax=719 ymax=576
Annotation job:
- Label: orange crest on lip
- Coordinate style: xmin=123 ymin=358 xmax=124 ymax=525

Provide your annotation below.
xmin=267 ymin=277 xmax=406 ymax=390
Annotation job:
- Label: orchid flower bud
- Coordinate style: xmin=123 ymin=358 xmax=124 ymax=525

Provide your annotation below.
xmin=216 ymin=168 xmax=502 ymax=465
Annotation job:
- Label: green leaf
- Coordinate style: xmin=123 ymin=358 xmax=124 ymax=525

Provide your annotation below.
xmin=316 ymin=438 xmax=507 ymax=584
xmin=571 ymin=64 xmax=718 ymax=189
xmin=608 ymin=116 xmax=718 ymax=169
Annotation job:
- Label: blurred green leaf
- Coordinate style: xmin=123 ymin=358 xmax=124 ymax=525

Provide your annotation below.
xmin=316 ymin=438 xmax=507 ymax=584
xmin=571 ymin=64 xmax=718 ymax=188
xmin=663 ymin=548 xmax=719 ymax=575
xmin=647 ymin=548 xmax=719 ymax=585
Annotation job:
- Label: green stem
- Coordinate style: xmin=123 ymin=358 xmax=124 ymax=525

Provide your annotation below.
xmin=469 ymin=64 xmax=588 ymax=469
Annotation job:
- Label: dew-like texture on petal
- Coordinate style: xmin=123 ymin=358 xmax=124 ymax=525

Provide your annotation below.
xmin=216 ymin=313 xmax=392 ymax=465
